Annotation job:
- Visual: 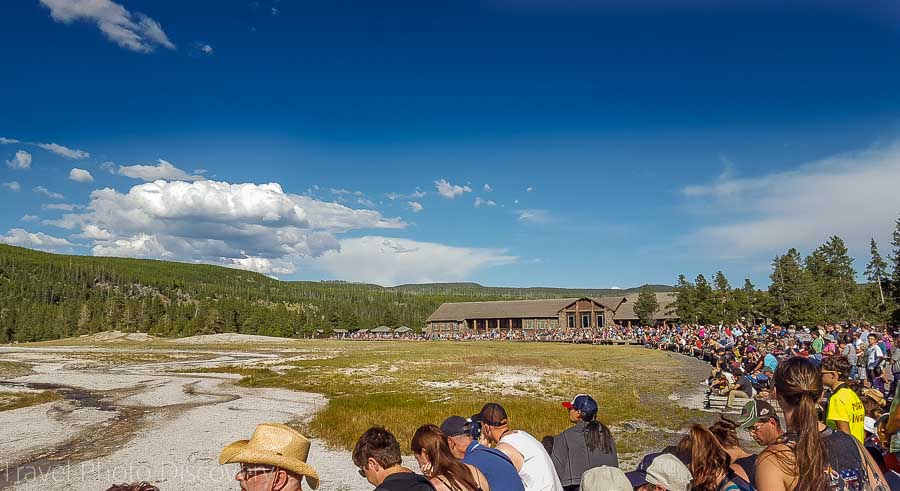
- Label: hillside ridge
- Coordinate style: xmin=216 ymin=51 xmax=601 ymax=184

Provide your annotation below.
xmin=0 ymin=244 xmax=672 ymax=342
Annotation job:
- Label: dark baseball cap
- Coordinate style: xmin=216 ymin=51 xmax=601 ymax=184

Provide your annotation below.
xmin=562 ymin=394 xmax=598 ymax=418
xmin=440 ymin=416 xmax=469 ymax=437
xmin=738 ymin=399 xmax=779 ymax=429
xmin=472 ymin=403 xmax=508 ymax=426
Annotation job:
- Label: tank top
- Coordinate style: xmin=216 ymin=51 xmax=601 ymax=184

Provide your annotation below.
xmin=499 ymin=431 xmax=564 ymax=491
xmin=780 ymin=428 xmax=871 ymax=490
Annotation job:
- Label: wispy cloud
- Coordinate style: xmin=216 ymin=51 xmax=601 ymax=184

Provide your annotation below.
xmin=681 ymin=142 xmax=900 ymax=258
xmin=33 ymin=186 xmax=64 ymax=200
xmin=408 ymin=201 xmax=424 ymax=213
xmin=36 ymin=142 xmax=89 ymax=159
xmin=298 ymin=236 xmax=517 ymax=286
xmin=483 ymin=183 xmax=493 ymax=192
xmin=435 ymin=179 xmax=472 ymax=199
xmin=40 ymin=0 xmax=175 ymax=53
xmin=1 ymin=137 xmax=89 ymax=160
xmin=2 ymin=181 xmax=21 ymax=192
xmin=474 ymin=197 xmax=496 ymax=207
xmin=517 ymin=209 xmax=553 ymax=224
xmin=117 ymin=159 xmax=205 ymax=181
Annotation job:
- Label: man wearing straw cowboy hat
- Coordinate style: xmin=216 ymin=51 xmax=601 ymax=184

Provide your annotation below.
xmin=219 ymin=422 xmax=320 ymax=490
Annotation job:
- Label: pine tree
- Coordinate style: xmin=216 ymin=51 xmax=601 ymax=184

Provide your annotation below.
xmin=694 ymin=274 xmax=715 ymax=324
xmin=712 ymin=271 xmax=734 ymax=323
xmin=865 ymin=238 xmax=888 ymax=306
xmin=634 ymin=285 xmax=660 ymax=326
xmin=819 ymin=236 xmax=858 ymax=321
xmin=892 ymin=215 xmax=900 ymax=301
xmin=769 ymin=248 xmax=817 ymax=325
xmin=674 ymin=274 xmax=698 ymax=323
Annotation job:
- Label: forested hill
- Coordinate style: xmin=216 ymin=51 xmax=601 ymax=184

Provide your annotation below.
xmin=0 ymin=245 xmax=671 ymax=343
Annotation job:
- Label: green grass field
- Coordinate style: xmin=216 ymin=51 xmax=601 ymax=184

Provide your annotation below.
xmin=193 ymin=341 xmax=713 ymax=455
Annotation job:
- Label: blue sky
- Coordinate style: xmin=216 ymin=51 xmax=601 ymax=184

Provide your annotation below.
xmin=2 ymin=0 xmax=900 ymax=287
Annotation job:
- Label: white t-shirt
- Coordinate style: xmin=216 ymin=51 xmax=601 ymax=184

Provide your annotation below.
xmin=867 ymin=345 xmax=884 ymax=368
xmin=499 ymin=430 xmax=563 ymax=491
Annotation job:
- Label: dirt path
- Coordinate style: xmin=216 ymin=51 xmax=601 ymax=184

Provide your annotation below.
xmin=0 ymin=347 xmax=372 ymax=491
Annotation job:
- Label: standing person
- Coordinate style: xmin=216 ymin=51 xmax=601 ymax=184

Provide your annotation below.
xmin=811 ymin=330 xmax=824 ymax=364
xmin=550 ymin=394 xmax=617 ymax=490
xmin=737 ymin=399 xmax=784 ymax=447
xmin=353 ymin=426 xmax=436 ymax=491
xmin=473 ymin=402 xmax=563 ymax=491
xmin=676 ymin=425 xmax=742 ymax=491
xmin=821 ymin=355 xmax=866 ymax=443
xmin=755 ymin=357 xmax=887 ymax=491
xmin=867 ymin=333 xmax=886 ymax=386
xmin=439 ymin=416 xmax=524 ymax=491
xmin=889 ymin=335 xmax=900 ymax=400
xmin=218 ymin=423 xmax=321 ymax=491
xmin=411 ymin=424 xmax=489 ymax=491
xmin=708 ymin=418 xmax=756 ymax=488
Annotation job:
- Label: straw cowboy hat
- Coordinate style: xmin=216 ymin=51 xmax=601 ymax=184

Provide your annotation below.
xmin=219 ymin=423 xmax=320 ymax=489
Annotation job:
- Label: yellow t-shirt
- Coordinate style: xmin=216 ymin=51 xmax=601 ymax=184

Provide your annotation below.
xmin=826 ymin=386 xmax=866 ymax=443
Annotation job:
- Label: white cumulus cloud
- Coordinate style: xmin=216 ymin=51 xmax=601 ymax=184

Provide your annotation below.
xmin=200 ymin=44 xmax=213 ymax=54
xmin=681 ymin=142 xmax=900 ymax=259
xmin=483 ymin=184 xmax=493 ymax=192
xmin=408 ymin=201 xmax=424 ymax=213
xmin=474 ymin=197 xmax=496 ymax=207
xmin=45 ymin=179 xmax=406 ymax=276
xmin=299 ymin=236 xmax=517 ymax=286
xmin=117 ymin=159 xmax=205 ymax=181
xmin=72 ymin=224 xmax=112 ymax=240
xmin=2 ymin=181 xmax=21 ymax=192
xmin=69 ymin=168 xmax=94 ymax=182
xmin=40 ymin=0 xmax=175 ymax=53
xmin=6 ymin=150 xmax=32 ymax=169
xmin=0 ymin=228 xmax=74 ymax=253
xmin=435 ymin=179 xmax=472 ymax=199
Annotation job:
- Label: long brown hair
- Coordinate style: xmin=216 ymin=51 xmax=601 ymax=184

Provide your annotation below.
xmin=708 ymin=417 xmax=741 ymax=449
xmin=772 ymin=356 xmax=827 ymax=491
xmin=411 ymin=424 xmax=480 ymax=490
xmin=677 ymin=424 xmax=731 ymax=491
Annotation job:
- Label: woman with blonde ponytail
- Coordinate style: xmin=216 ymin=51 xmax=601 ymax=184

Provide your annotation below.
xmin=756 ymin=357 xmax=887 ymax=491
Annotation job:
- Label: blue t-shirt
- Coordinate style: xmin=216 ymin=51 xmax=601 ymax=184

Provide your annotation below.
xmin=463 ymin=441 xmax=525 ymax=491
xmin=764 ymin=353 xmax=778 ymax=371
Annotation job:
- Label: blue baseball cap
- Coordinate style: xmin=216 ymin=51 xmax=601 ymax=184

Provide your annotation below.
xmin=562 ymin=394 xmax=598 ymax=417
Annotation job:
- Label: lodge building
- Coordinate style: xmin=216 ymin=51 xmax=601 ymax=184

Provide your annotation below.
xmin=425 ymin=292 xmax=676 ymax=336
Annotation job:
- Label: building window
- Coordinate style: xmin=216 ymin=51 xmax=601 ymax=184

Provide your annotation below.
xmin=597 ymin=314 xmax=604 ymax=327
xmin=582 ymin=314 xmax=590 ymax=328
xmin=526 ymin=319 xmax=534 ymax=329
xmin=550 ymin=319 xmax=559 ymax=328
xmin=567 ymin=315 xmax=575 ymax=328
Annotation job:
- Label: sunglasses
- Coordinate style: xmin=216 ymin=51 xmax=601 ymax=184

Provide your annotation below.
xmin=238 ymin=464 xmax=276 ymax=479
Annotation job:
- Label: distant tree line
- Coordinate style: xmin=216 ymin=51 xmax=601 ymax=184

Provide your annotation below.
xmin=673 ymin=217 xmax=900 ymax=326
xmin=0 ymin=245 xmax=666 ymax=343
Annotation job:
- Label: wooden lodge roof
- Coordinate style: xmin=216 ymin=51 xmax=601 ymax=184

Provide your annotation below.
xmin=426 ymin=297 xmax=623 ymax=322
xmin=426 ymin=292 xmax=678 ymax=322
